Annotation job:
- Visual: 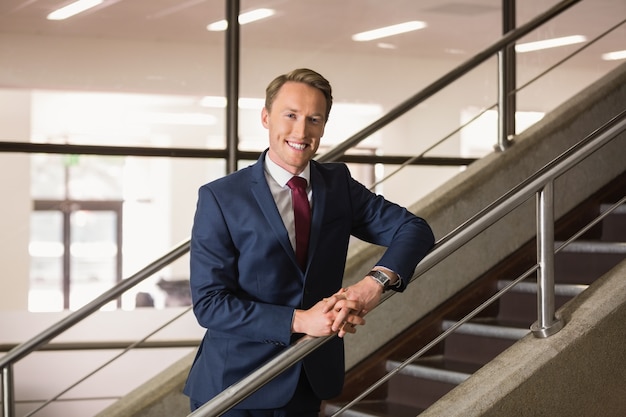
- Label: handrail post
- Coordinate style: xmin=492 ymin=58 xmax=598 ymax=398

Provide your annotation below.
xmin=225 ymin=0 xmax=240 ymax=174
xmin=497 ymin=0 xmax=516 ymax=151
xmin=2 ymin=364 xmax=15 ymax=417
xmin=531 ymin=180 xmax=564 ymax=337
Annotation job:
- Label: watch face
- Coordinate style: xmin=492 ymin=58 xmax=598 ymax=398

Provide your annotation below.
xmin=371 ymin=270 xmax=390 ymax=287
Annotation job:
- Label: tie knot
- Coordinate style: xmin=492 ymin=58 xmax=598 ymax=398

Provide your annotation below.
xmin=287 ymin=176 xmax=307 ymax=191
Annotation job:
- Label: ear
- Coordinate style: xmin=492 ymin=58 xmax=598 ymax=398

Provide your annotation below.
xmin=261 ymin=107 xmax=270 ymax=129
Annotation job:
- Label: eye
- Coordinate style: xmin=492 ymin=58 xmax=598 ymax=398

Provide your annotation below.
xmin=309 ymin=117 xmax=322 ymax=124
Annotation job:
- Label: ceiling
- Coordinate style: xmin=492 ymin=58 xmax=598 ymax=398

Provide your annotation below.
xmin=1 ymin=0 xmax=624 ymax=69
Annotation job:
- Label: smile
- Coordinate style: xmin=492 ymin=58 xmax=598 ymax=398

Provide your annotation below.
xmin=287 ymin=141 xmax=307 ymax=151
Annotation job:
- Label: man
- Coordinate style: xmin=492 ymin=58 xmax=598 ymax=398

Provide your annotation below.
xmin=184 ymin=68 xmax=434 ymax=416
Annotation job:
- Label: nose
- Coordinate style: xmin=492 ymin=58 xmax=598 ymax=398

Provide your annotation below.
xmin=292 ymin=118 xmax=308 ymax=139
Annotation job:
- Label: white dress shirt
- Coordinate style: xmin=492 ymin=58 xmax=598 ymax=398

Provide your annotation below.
xmin=264 ymin=153 xmax=312 ymax=252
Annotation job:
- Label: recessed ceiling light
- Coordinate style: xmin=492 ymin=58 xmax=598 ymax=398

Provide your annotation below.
xmin=47 ymin=0 xmax=103 ymax=21
xmin=199 ymin=96 xmax=227 ymax=107
xmin=352 ymin=21 xmax=427 ymax=42
xmin=601 ymin=50 xmax=626 ymax=61
xmin=207 ymin=8 xmax=275 ymax=31
xmin=444 ymin=48 xmax=466 ymax=55
xmin=515 ymin=35 xmax=587 ymax=53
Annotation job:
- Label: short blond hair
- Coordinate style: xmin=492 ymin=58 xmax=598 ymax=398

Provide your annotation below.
xmin=264 ymin=68 xmax=333 ymax=121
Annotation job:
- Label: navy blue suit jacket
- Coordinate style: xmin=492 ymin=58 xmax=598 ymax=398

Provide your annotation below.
xmin=184 ymin=151 xmax=434 ymax=408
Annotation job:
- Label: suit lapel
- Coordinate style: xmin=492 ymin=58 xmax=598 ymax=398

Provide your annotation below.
xmin=307 ymin=164 xmax=326 ymax=271
xmin=248 ymin=152 xmax=329 ymax=274
xmin=249 ymin=154 xmax=300 ymax=268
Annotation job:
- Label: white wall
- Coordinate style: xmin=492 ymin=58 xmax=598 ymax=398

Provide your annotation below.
xmin=0 ymin=90 xmax=31 ymax=310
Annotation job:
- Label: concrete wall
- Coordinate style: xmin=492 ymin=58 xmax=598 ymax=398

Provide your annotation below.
xmin=0 ymin=90 xmax=31 ymax=310
xmin=94 ymin=354 xmax=191 ymax=417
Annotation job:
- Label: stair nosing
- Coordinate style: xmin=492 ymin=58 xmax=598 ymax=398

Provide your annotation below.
xmin=324 ymin=401 xmax=423 ymax=417
xmin=555 ymin=240 xmax=626 ymax=254
xmin=323 ymin=403 xmax=378 ymax=417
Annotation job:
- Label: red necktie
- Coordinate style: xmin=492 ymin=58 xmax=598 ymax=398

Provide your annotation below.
xmin=287 ymin=176 xmax=311 ymax=270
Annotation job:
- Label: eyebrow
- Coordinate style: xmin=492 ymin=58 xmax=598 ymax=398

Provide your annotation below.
xmin=282 ymin=107 xmax=324 ymax=119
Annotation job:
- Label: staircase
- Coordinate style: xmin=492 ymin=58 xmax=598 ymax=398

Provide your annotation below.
xmin=323 ymin=172 xmax=626 ymax=417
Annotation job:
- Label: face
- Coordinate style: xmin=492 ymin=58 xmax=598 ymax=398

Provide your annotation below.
xmin=262 ymin=81 xmax=327 ymax=175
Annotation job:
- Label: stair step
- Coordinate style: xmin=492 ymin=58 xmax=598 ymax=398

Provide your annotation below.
xmin=497 ymin=280 xmax=588 ymax=297
xmin=600 ymin=204 xmax=626 ymax=241
xmin=440 ymin=319 xmax=528 ymax=365
xmin=386 ymin=357 xmax=475 ymax=385
xmin=496 ymin=281 xmax=578 ymax=323
xmin=323 ymin=400 xmax=423 ymax=417
xmin=555 ymin=240 xmax=626 ymax=254
xmin=442 ymin=320 xmax=529 ymax=340
xmin=600 ymin=203 xmax=626 ymax=214
xmin=555 ymin=250 xmax=626 ymax=284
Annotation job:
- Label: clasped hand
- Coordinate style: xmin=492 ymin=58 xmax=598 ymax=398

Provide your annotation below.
xmin=293 ymin=288 xmax=363 ymax=338
xmin=323 ymin=288 xmax=366 ymax=338
xmin=294 ymin=278 xmax=383 ymax=338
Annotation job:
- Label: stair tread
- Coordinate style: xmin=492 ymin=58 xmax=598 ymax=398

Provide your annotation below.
xmin=442 ymin=318 xmax=530 ymax=339
xmin=497 ymin=279 xmax=588 ymax=296
xmin=600 ymin=203 xmax=626 ymax=214
xmin=555 ymin=240 xmax=626 ymax=253
xmin=386 ymin=356 xmax=480 ymax=384
xmin=324 ymin=400 xmax=424 ymax=417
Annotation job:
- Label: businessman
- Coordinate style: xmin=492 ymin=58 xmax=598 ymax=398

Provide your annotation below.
xmin=184 ymin=68 xmax=435 ymax=416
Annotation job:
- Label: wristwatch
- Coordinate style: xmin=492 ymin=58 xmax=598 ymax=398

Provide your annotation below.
xmin=368 ymin=269 xmax=394 ymax=292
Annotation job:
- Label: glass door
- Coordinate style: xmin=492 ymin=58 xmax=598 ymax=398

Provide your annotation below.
xmin=30 ymin=200 xmax=122 ymax=311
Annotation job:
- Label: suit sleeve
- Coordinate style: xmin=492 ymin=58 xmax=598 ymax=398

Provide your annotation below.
xmin=346 ymin=168 xmax=435 ymax=289
xmin=189 ymin=184 xmax=294 ymax=346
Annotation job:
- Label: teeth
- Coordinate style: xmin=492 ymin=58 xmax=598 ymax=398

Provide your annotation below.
xmin=288 ymin=142 xmax=306 ymax=150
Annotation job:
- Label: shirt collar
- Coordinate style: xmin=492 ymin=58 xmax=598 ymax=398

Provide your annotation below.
xmin=264 ymin=153 xmax=311 ymax=188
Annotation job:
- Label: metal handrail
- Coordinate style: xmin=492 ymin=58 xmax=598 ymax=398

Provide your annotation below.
xmin=189 ymin=110 xmax=626 ymax=415
xmin=1 ymin=240 xmax=190 ymax=416
xmin=370 ymin=14 xmax=626 ymax=191
xmin=22 ymin=306 xmax=195 ymax=417
xmin=0 ymin=0 xmax=582 ymax=166
xmin=317 ymin=0 xmax=581 ymax=163
xmin=0 ymin=340 xmax=199 ymax=353
xmin=332 ymin=195 xmax=626 ymax=416
xmin=0 ymin=239 xmax=190 ymax=369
